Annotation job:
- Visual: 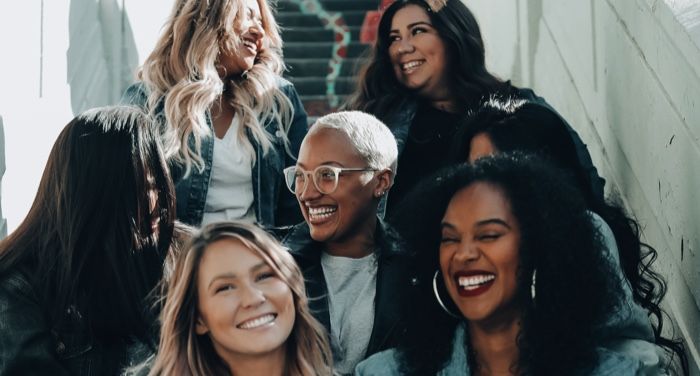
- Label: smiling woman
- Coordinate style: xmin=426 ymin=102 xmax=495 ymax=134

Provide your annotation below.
xmin=121 ymin=0 xmax=308 ymax=228
xmin=356 ymin=153 xmax=672 ymax=375
xmin=145 ymin=221 xmax=332 ymax=376
xmin=346 ymin=0 xmax=605 ymax=217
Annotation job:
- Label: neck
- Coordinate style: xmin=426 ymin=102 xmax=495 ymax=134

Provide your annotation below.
xmin=429 ymin=98 xmax=460 ymax=113
xmin=325 ymin=216 xmax=377 ymax=258
xmin=468 ymin=309 xmax=521 ymax=376
xmin=224 ymin=347 xmax=287 ymax=376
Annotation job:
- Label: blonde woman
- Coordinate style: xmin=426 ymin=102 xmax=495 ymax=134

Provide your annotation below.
xmin=122 ymin=0 xmax=308 ymax=228
xmin=147 ymin=221 xmax=332 ymax=375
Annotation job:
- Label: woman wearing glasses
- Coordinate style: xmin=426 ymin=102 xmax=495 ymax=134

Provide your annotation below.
xmin=280 ymin=111 xmax=414 ymax=375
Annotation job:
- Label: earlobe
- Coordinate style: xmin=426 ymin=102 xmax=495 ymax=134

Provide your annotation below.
xmin=195 ymin=317 xmax=209 ymax=335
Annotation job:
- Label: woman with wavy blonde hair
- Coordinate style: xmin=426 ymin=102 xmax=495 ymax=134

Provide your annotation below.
xmin=122 ymin=0 xmax=308 ymax=228
xmin=147 ymin=221 xmax=333 ymax=375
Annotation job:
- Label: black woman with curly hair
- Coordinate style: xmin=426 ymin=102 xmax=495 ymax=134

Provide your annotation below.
xmin=356 ymin=154 xmax=671 ymax=375
xmin=450 ymin=96 xmax=688 ymax=374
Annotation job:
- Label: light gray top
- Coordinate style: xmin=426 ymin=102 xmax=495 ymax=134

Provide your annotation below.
xmin=321 ymin=251 xmax=378 ymax=375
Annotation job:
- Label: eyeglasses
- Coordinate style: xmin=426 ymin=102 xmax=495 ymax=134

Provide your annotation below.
xmin=283 ymin=165 xmax=377 ymax=195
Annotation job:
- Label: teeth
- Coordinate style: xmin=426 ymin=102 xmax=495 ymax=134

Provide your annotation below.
xmin=402 ymin=60 xmax=424 ymax=71
xmin=458 ymin=275 xmax=495 ymax=290
xmin=306 ymin=206 xmax=337 ymax=220
xmin=238 ymin=314 xmax=276 ymax=329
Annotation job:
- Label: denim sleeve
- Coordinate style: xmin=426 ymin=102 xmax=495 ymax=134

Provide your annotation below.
xmin=275 ymin=81 xmax=308 ymax=226
xmin=0 ymin=274 xmax=70 ymax=375
xmin=589 ymin=212 xmax=656 ymax=343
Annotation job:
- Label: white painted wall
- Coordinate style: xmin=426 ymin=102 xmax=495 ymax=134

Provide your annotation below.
xmin=466 ymin=0 xmax=699 ymax=372
xmin=0 ymin=0 xmax=171 ymax=233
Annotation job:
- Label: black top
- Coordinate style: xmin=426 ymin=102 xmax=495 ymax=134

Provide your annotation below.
xmin=387 ymin=102 xmax=463 ymax=214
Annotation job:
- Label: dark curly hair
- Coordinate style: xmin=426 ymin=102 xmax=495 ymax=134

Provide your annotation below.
xmin=450 ymin=97 xmax=688 ymax=374
xmin=390 ymin=153 xmax=626 ymax=375
xmin=345 ymin=0 xmax=504 ymax=119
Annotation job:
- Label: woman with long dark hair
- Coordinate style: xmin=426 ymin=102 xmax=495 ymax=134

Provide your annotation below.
xmin=357 ymin=154 xmax=673 ymax=375
xmin=0 ymin=106 xmax=176 ymax=375
xmin=450 ymin=96 xmax=688 ymax=373
xmin=346 ymin=0 xmax=604 ymax=215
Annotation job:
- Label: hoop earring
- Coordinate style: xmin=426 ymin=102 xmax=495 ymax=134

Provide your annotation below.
xmin=530 ymin=269 xmax=537 ymax=301
xmin=433 ymin=270 xmax=460 ymax=319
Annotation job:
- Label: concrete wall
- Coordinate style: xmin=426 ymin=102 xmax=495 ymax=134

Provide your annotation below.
xmin=466 ymin=0 xmax=699 ymax=372
xmin=0 ymin=0 xmax=171 ymax=232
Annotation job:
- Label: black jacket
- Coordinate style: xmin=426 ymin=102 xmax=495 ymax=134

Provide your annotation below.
xmin=281 ymin=219 xmax=416 ymax=359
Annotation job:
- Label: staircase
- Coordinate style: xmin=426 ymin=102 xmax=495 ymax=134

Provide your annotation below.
xmin=277 ymin=0 xmax=379 ymax=119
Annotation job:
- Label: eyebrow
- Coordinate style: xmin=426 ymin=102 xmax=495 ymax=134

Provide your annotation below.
xmin=296 ymin=162 xmax=343 ymax=169
xmin=207 ymin=261 xmax=269 ymax=289
xmin=441 ymin=218 xmax=512 ymax=230
xmin=390 ymin=21 xmax=433 ymax=33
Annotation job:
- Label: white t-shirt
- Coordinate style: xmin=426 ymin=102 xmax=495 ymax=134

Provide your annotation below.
xmin=202 ymin=116 xmax=255 ymax=226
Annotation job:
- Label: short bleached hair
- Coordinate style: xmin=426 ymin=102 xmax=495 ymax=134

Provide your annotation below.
xmin=310 ymin=111 xmax=398 ymax=172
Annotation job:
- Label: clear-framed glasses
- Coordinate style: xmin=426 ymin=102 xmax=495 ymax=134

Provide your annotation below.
xmin=283 ymin=165 xmax=377 ymax=195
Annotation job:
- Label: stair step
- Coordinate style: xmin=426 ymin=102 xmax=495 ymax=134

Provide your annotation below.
xmin=277 ymin=11 xmax=369 ymax=27
xmin=288 ymin=76 xmax=358 ymax=96
xmin=282 ymin=26 xmax=362 ymax=43
xmin=299 ymin=95 xmax=350 ymax=117
xmin=283 ymin=42 xmax=370 ymax=59
xmin=277 ymin=0 xmax=379 ymax=12
xmin=285 ymin=58 xmax=368 ymax=77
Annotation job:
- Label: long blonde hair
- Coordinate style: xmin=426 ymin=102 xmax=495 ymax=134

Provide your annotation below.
xmin=139 ymin=0 xmax=293 ymax=176
xmin=148 ymin=221 xmax=333 ymax=376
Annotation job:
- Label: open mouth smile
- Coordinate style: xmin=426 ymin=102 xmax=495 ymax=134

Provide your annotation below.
xmin=237 ymin=313 xmax=277 ymax=330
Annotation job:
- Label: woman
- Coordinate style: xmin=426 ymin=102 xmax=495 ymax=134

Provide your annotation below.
xmin=451 ymin=96 xmax=688 ymax=372
xmin=145 ymin=221 xmax=332 ymax=375
xmin=122 ymin=0 xmax=308 ymax=227
xmin=0 ymin=106 xmax=176 ymax=375
xmin=281 ymin=111 xmax=413 ymax=375
xmin=357 ymin=154 xmax=672 ymax=375
xmin=346 ymin=0 xmax=604 ymax=214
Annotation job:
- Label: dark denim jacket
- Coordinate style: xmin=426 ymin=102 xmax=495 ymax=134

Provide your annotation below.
xmin=0 ymin=268 xmax=149 ymax=376
xmin=121 ymin=77 xmax=307 ymax=227
xmin=380 ymin=85 xmax=606 ymax=216
xmin=282 ymin=219 xmax=417 ymax=362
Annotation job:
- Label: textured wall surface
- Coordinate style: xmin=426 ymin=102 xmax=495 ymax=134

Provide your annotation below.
xmin=466 ymin=0 xmax=699 ymax=372
xmin=0 ymin=0 xmax=169 ymax=231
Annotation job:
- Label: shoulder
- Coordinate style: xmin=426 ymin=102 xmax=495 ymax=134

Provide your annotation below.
xmin=120 ymin=82 xmax=150 ymax=107
xmin=589 ymin=345 xmax=663 ymax=376
xmin=0 ymin=267 xmax=36 ymax=300
xmin=274 ymin=76 xmax=297 ymax=97
xmin=354 ymin=348 xmax=403 ymax=376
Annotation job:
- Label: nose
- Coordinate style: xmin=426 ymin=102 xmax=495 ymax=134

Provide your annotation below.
xmin=298 ymin=174 xmax=322 ymax=201
xmin=249 ymin=20 xmax=264 ymax=41
xmin=453 ymin=242 xmax=480 ymax=263
xmin=397 ymin=38 xmax=415 ymax=54
xmin=240 ymin=283 xmax=266 ymax=308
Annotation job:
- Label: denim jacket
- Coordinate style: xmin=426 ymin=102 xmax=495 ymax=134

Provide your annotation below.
xmin=121 ymin=77 xmax=307 ymax=227
xmin=379 ymin=84 xmax=606 ymax=216
xmin=282 ymin=219 xmax=416 ymax=365
xmin=355 ymin=324 xmax=663 ymax=376
xmin=0 ymin=268 xmax=149 ymax=376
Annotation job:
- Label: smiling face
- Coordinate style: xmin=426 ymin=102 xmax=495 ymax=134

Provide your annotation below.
xmin=195 ymin=237 xmax=295 ymax=363
xmin=217 ymin=0 xmax=265 ymax=77
xmin=439 ymin=182 xmax=521 ymax=324
xmin=388 ymin=4 xmax=450 ymax=100
xmin=295 ymin=128 xmax=382 ymax=248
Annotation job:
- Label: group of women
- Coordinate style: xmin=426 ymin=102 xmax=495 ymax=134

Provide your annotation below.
xmin=0 ymin=0 xmax=688 ymax=375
